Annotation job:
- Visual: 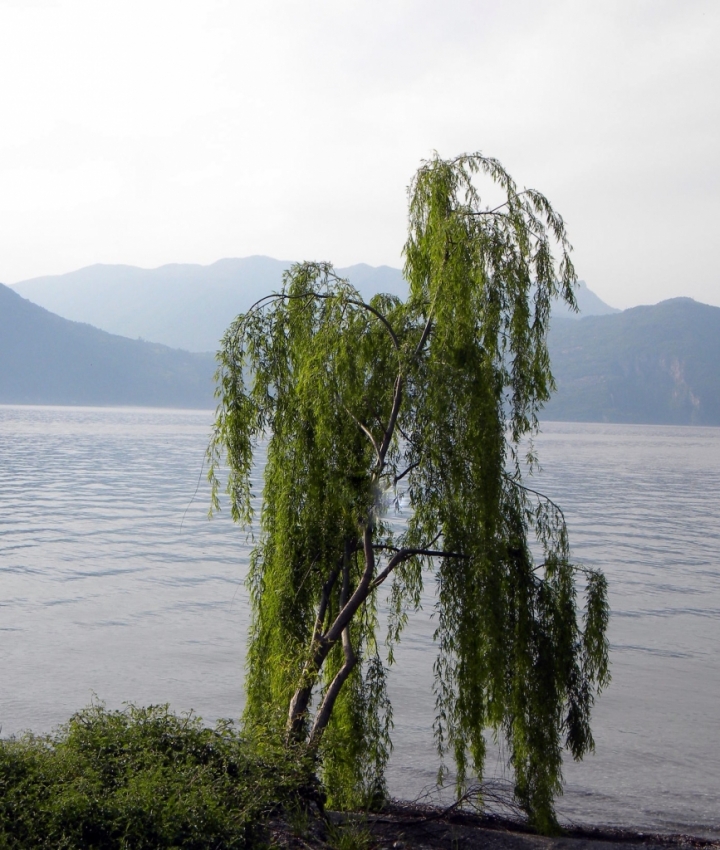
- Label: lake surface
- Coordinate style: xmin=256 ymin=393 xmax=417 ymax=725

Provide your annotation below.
xmin=1 ymin=406 xmax=719 ymax=837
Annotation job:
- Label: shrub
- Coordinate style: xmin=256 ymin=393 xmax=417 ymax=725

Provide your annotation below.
xmin=0 ymin=702 xmax=316 ymax=849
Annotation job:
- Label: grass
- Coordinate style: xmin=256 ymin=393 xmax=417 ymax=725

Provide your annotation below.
xmin=0 ymin=702 xmax=318 ymax=849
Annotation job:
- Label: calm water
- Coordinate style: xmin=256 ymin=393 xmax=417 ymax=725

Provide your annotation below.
xmin=1 ymin=406 xmax=719 ymax=837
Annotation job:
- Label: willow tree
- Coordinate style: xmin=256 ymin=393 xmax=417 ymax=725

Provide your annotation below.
xmin=208 ymin=153 xmax=610 ymax=831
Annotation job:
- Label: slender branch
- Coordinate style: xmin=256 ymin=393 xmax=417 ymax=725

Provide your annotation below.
xmin=307 ymin=542 xmax=358 ymax=746
xmin=342 ymin=543 xmax=352 ymax=608
xmin=344 ymin=405 xmax=381 ymax=464
xmin=369 ymin=545 xmax=468 ymax=591
xmin=371 ymin=525 xmax=441 ymax=554
xmin=319 ymin=267 xmax=402 ymax=351
xmin=530 ymin=561 xmax=596 ymax=579
xmin=574 ymin=564 xmax=604 ymax=579
xmin=234 ymin=291 xmax=286 ymax=321
xmin=393 ymin=461 xmax=419 ymax=485
xmin=376 ymin=374 xmax=404 ymax=471
xmin=291 ymin=287 xmax=401 ymax=352
xmin=239 ymin=270 xmax=407 ymax=482
xmin=464 ymin=190 xmax=531 ymax=216
xmin=370 ymin=546 xmax=467 ymax=560
xmin=426 ymin=531 xmax=443 ymax=549
xmin=235 ymin=282 xmax=402 ymax=353
xmin=394 ymin=422 xmax=414 ymax=444
xmin=288 ymin=547 xmax=347 ymax=739
xmin=340 ymin=297 xmax=401 ymax=352
xmin=409 ymin=243 xmax=453 ymax=364
xmin=312 ymin=564 xmax=340 ymax=643
xmin=322 ymin=523 xmax=377 ymax=647
xmin=413 ymin=316 xmax=434 ymax=360
xmin=505 ymin=473 xmax=567 ymax=524
xmin=293 ymin=554 xmax=320 ymax=602
xmin=290 ymin=534 xmax=466 ymax=739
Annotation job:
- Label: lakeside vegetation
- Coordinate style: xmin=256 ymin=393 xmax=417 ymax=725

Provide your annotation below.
xmin=3 ymin=704 xmax=716 ymax=849
xmin=0 ymin=703 xmax=318 ymax=849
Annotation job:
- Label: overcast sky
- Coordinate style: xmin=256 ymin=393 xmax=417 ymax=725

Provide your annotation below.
xmin=0 ymin=0 xmax=717 ymax=308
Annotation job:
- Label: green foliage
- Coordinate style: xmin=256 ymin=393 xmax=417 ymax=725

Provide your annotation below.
xmin=325 ymin=816 xmax=375 ymax=850
xmin=208 ymin=152 xmax=610 ymax=831
xmin=0 ymin=703 xmax=315 ymax=849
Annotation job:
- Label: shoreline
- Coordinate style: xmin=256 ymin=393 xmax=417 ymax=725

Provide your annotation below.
xmin=268 ymin=801 xmax=720 ymax=849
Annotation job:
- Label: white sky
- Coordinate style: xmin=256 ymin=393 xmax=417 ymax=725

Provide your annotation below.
xmin=0 ymin=0 xmax=718 ymax=308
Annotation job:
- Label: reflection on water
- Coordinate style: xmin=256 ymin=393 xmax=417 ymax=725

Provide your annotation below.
xmin=1 ymin=407 xmax=719 ymax=837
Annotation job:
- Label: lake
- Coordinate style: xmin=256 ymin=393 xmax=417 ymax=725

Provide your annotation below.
xmin=1 ymin=405 xmax=718 ymax=837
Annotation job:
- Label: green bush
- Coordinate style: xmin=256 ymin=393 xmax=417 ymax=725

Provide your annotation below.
xmin=0 ymin=703 xmax=317 ymax=849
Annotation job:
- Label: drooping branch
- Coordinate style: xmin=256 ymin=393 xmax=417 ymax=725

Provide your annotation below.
xmin=464 ymin=189 xmax=531 ymax=216
xmin=413 ymin=315 xmax=434 ymax=360
xmin=504 ymin=473 xmax=568 ymax=525
xmin=313 ymin=564 xmax=341 ymax=644
xmin=294 ymin=538 xmax=468 ymax=740
xmin=288 ymin=547 xmax=353 ymax=739
xmin=340 ymin=297 xmax=401 ymax=352
xmin=283 ymin=285 xmax=402 ymax=353
xmin=235 ymin=278 xmax=403 ymax=355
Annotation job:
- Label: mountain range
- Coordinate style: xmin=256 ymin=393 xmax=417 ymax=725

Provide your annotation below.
xmin=11 ymin=257 xmax=615 ymax=353
xmin=3 ymin=258 xmax=718 ymax=424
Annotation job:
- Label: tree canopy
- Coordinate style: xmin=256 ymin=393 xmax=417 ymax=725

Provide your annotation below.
xmin=208 ymin=152 xmax=610 ymax=832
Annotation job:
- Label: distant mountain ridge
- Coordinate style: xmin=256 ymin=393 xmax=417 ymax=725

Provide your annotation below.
xmin=4 ymin=261 xmax=718 ymax=424
xmin=11 ymin=258 xmax=408 ymax=353
xmin=551 ymin=279 xmax=619 ymax=319
xmin=11 ymin=257 xmax=616 ymax=353
xmin=0 ymin=283 xmax=214 ymax=407
xmin=544 ymin=298 xmax=720 ymax=425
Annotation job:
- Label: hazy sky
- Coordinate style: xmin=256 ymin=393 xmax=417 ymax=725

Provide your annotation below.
xmin=1 ymin=0 xmax=718 ymax=308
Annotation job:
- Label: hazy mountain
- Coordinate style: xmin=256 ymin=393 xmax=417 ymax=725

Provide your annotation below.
xmin=11 ymin=257 xmax=408 ymax=353
xmin=544 ymin=298 xmax=720 ymax=425
xmin=0 ymin=283 xmax=214 ymax=407
xmin=551 ymin=279 xmax=620 ymax=319
xmin=2 ymin=274 xmax=716 ymax=423
xmin=11 ymin=258 xmax=615 ymax=353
